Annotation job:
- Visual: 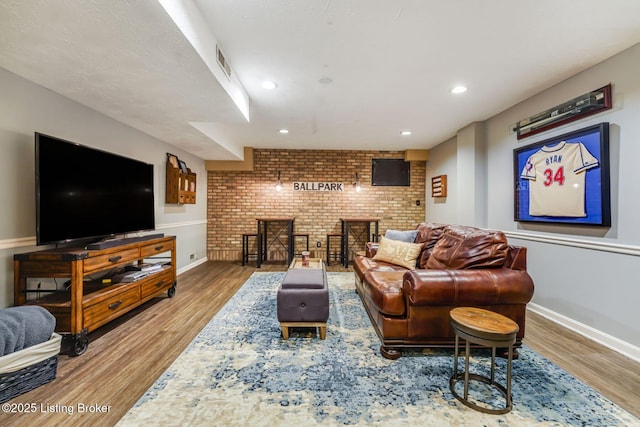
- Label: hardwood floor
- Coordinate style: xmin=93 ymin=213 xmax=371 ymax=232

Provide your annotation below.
xmin=3 ymin=261 xmax=639 ymax=426
xmin=525 ymin=310 xmax=640 ymax=418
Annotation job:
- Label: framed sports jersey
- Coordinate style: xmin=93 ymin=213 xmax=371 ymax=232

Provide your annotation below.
xmin=513 ymin=122 xmax=611 ymax=226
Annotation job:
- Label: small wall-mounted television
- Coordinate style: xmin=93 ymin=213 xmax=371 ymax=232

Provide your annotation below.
xmin=36 ymin=133 xmax=155 ymax=246
xmin=371 ymin=158 xmax=410 ymax=186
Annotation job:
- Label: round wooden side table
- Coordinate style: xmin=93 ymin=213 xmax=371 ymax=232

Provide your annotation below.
xmin=449 ymin=307 xmax=519 ymax=414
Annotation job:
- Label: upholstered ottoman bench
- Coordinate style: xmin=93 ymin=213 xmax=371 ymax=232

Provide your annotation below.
xmin=277 ymin=263 xmax=329 ymax=340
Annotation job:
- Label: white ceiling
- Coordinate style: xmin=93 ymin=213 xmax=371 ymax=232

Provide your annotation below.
xmin=1 ymin=0 xmax=640 ymax=161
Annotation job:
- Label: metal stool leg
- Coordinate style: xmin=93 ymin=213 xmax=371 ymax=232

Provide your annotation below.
xmin=464 ymin=339 xmax=470 ymax=400
xmin=242 ymin=234 xmax=258 ymax=267
xmin=453 ymin=334 xmax=459 ymax=377
xmin=325 ymin=234 xmax=344 ymax=266
xmin=326 ymin=235 xmax=330 ymax=265
xmin=507 ymin=345 xmax=513 ymax=409
xmin=242 ymin=234 xmax=248 ymax=266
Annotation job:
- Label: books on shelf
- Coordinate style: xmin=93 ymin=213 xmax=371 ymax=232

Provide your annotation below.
xmin=124 ymin=263 xmax=163 ymax=273
xmin=111 ymin=263 xmax=165 ymax=283
xmin=119 ymin=271 xmax=149 ymax=282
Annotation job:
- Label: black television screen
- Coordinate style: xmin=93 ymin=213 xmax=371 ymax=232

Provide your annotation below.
xmin=36 ymin=133 xmax=155 ymax=246
xmin=371 ymin=158 xmax=410 ymax=186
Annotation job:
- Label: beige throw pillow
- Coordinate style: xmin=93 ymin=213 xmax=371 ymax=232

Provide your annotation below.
xmin=372 ymin=236 xmax=423 ymax=270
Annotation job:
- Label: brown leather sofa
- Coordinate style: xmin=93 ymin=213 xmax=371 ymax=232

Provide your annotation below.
xmin=353 ymin=223 xmax=535 ymax=359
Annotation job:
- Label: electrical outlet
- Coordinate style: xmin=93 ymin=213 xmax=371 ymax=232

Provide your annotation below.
xmin=316 ymin=241 xmax=321 ymax=248
xmin=190 ymin=253 xmax=195 ymax=260
xmin=416 ymin=200 xmax=421 ymax=206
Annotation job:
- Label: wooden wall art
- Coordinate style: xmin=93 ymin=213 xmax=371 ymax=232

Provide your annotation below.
xmin=431 ymin=175 xmax=447 ymax=197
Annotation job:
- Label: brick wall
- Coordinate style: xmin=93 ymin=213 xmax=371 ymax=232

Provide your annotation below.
xmin=207 ymin=149 xmax=426 ymax=261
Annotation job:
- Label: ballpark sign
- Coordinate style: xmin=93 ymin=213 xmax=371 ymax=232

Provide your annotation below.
xmin=293 ymin=182 xmax=343 ymax=191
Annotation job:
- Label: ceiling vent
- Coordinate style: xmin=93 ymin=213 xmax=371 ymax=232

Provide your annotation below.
xmin=216 ymin=45 xmax=231 ymax=79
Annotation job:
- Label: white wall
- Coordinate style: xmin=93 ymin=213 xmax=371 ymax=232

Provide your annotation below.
xmin=0 ymin=67 xmax=208 ymax=308
xmin=425 ymin=135 xmax=457 ymax=222
xmin=426 ymin=43 xmax=640 ymax=358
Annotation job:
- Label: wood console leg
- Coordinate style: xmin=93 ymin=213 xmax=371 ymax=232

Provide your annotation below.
xmin=319 ymin=325 xmax=326 ymax=340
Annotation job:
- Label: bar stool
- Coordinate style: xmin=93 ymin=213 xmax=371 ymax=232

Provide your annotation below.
xmin=325 ymin=233 xmax=344 ymax=265
xmin=449 ymin=307 xmax=519 ymax=414
xmin=293 ymin=233 xmax=310 ymax=256
xmin=242 ymin=233 xmax=258 ymax=266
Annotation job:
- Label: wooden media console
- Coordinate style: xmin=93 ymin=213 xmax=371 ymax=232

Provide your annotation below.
xmin=13 ymin=236 xmax=177 ymax=356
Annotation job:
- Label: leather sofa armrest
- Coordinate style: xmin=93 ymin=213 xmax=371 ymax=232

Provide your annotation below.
xmin=403 ymin=269 xmax=534 ymax=306
xmin=366 ymin=242 xmax=380 ymax=257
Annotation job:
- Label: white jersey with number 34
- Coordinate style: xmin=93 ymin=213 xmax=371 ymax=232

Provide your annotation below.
xmin=520 ymin=141 xmax=598 ymax=217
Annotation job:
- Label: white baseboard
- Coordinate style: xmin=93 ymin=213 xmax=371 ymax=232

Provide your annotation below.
xmin=177 ymin=257 xmax=208 ymax=275
xmin=527 ymin=303 xmax=640 ymax=364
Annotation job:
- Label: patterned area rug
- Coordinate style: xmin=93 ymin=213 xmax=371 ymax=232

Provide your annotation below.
xmin=118 ymin=272 xmax=637 ymax=426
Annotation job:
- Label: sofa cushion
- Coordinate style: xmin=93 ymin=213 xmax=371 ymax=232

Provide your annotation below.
xmin=372 ymin=236 xmax=423 ymax=270
xmin=426 ymin=225 xmax=508 ymax=270
xmin=281 ymin=269 xmax=326 ymax=289
xmin=414 ymin=223 xmax=447 ymax=268
xmin=384 ymin=229 xmax=418 ymax=243
xmin=354 ymin=255 xmax=409 ymax=281
xmin=361 ymin=271 xmax=406 ymax=316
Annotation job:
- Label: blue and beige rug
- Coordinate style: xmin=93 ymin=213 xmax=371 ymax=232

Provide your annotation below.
xmin=118 ymin=272 xmax=637 ymax=426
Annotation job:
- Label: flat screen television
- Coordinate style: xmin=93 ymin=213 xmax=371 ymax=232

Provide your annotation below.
xmin=371 ymin=158 xmax=410 ymax=186
xmin=36 ymin=132 xmax=155 ymax=246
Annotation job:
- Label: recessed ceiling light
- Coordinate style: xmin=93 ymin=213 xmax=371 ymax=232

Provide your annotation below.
xmin=262 ymin=81 xmax=277 ymax=90
xmin=451 ymin=85 xmax=467 ymax=94
xmin=401 ymin=130 xmax=412 ymax=136
xmin=278 ymin=129 xmax=289 ymax=134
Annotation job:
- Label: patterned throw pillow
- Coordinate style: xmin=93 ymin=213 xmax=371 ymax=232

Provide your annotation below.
xmin=372 ymin=236 xmax=423 ymax=269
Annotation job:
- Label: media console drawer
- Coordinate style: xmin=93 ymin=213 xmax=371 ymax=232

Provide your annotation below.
xmin=83 ymin=286 xmax=140 ymax=331
xmin=141 ymin=240 xmax=175 ymax=258
xmin=140 ymin=269 xmax=174 ymax=300
xmin=84 ymin=247 xmax=140 ymax=273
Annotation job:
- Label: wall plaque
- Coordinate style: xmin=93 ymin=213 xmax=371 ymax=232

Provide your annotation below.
xmin=431 ymin=175 xmax=447 ymax=197
xmin=293 ymin=182 xmax=343 ymax=191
